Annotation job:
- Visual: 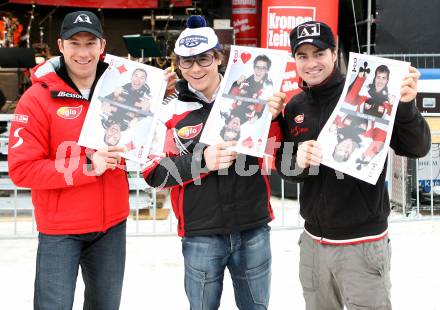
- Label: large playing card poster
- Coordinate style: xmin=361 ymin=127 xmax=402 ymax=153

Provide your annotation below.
xmin=78 ymin=54 xmax=167 ymax=164
xmin=317 ymin=52 xmax=410 ymax=184
xmin=200 ymin=45 xmax=289 ymax=157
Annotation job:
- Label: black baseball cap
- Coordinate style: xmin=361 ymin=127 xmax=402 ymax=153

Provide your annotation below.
xmin=290 ymin=21 xmax=335 ymax=55
xmin=60 ymin=11 xmax=103 ymax=40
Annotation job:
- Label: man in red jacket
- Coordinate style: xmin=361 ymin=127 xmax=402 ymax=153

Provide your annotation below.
xmin=9 ymin=11 xmax=127 ymax=309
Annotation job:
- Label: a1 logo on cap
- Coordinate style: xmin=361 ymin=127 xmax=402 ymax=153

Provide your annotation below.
xmin=297 ymin=23 xmax=320 ymax=39
xmin=73 ymin=13 xmax=93 ymax=25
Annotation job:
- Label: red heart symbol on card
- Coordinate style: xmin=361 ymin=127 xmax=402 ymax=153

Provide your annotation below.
xmin=241 ymin=136 xmax=254 ymax=148
xmin=233 ymin=58 xmax=237 ymax=63
xmin=240 ymin=52 xmax=251 ymax=64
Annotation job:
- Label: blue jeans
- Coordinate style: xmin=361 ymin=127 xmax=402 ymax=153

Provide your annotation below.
xmin=182 ymin=225 xmax=272 ymax=310
xmin=34 ymin=220 xmax=126 ymax=310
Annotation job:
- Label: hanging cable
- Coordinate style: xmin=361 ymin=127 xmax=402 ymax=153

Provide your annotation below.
xmin=351 ymin=0 xmax=361 ymax=53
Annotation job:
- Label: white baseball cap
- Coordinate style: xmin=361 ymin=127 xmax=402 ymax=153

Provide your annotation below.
xmin=174 ymin=15 xmax=221 ymax=57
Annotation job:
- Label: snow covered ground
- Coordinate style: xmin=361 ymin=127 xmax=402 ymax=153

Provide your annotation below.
xmin=0 ymin=219 xmax=439 ymax=309
xmin=0 ymin=196 xmax=439 ymax=309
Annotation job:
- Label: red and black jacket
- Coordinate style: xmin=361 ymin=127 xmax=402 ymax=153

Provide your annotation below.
xmin=8 ymin=57 xmax=129 ymax=235
xmin=143 ymin=80 xmax=282 ymax=237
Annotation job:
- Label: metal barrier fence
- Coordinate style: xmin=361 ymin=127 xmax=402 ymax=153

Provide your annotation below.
xmin=1 ymin=147 xmax=440 ymax=238
xmin=374 ymin=53 xmax=440 ymax=69
xmin=377 ymin=53 xmax=440 ymax=217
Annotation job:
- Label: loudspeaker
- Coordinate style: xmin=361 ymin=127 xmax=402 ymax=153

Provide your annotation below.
xmin=0 ymin=48 xmax=36 ymax=68
xmin=0 ymin=70 xmax=20 ymax=101
xmin=376 ymin=0 xmax=440 ymax=54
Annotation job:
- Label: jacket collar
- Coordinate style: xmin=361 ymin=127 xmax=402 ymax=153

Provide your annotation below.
xmin=176 ymin=79 xmax=211 ymax=106
xmin=299 ymin=68 xmax=345 ymax=103
xmin=55 ymin=56 xmax=108 ymax=101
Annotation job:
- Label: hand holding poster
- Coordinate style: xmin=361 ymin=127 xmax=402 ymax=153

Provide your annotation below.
xmin=317 ymin=52 xmax=410 ymax=184
xmin=78 ymin=54 xmax=167 ymax=164
xmin=200 ymin=45 xmax=288 ymax=157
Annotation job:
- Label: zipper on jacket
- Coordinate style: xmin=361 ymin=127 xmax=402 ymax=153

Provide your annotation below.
xmin=100 ymin=176 xmax=105 ymax=231
xmin=315 ymin=97 xmax=327 ymax=240
xmin=317 ymin=170 xmax=327 ymax=241
xmin=316 ymin=89 xmax=338 ymax=241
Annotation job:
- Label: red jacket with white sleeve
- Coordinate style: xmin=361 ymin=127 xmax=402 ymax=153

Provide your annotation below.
xmin=8 ymin=57 xmax=129 ymax=235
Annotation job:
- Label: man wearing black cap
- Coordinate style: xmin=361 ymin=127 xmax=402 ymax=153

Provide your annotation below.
xmin=8 ymin=11 xmax=128 ymax=310
xmin=275 ymin=21 xmax=430 ymax=309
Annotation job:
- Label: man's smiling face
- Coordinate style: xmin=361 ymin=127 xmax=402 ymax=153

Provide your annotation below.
xmin=58 ymin=31 xmax=105 ymax=83
xmin=178 ymin=51 xmax=221 ymax=100
xmin=294 ymin=44 xmax=336 ymax=86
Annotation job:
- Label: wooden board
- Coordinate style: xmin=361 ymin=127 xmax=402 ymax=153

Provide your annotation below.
xmin=132 ymin=208 xmax=170 ymax=220
xmin=425 ymin=117 xmax=440 ymax=143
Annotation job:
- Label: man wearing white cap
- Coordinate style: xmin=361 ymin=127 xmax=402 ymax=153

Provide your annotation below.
xmin=144 ymin=15 xmax=285 ymax=310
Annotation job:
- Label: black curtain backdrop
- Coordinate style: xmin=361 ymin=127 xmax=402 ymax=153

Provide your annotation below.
xmin=375 ymin=0 xmax=440 ymax=54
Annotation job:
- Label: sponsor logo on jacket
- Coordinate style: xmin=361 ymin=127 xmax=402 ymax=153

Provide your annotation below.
xmin=57 ymin=106 xmax=83 ymax=119
xmin=51 ymin=91 xmax=86 ymax=100
xmin=291 ymin=125 xmax=309 ymax=137
xmin=12 ymin=114 xmax=29 ymax=124
xmin=11 ymin=127 xmax=24 ymax=149
xmin=177 ymin=123 xmax=203 ymax=139
xmin=294 ymin=114 xmax=304 ymax=123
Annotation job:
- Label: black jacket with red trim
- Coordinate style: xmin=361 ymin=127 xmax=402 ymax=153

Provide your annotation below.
xmin=275 ymin=69 xmax=431 ymax=241
xmin=143 ymin=80 xmax=282 ymax=237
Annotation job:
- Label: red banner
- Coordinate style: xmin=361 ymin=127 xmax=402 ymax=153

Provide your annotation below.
xmin=170 ymin=0 xmax=192 ymax=7
xmin=232 ymin=0 xmax=259 ymax=46
xmin=8 ymin=0 xmax=158 ymax=9
xmin=261 ymin=0 xmax=339 ymax=101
